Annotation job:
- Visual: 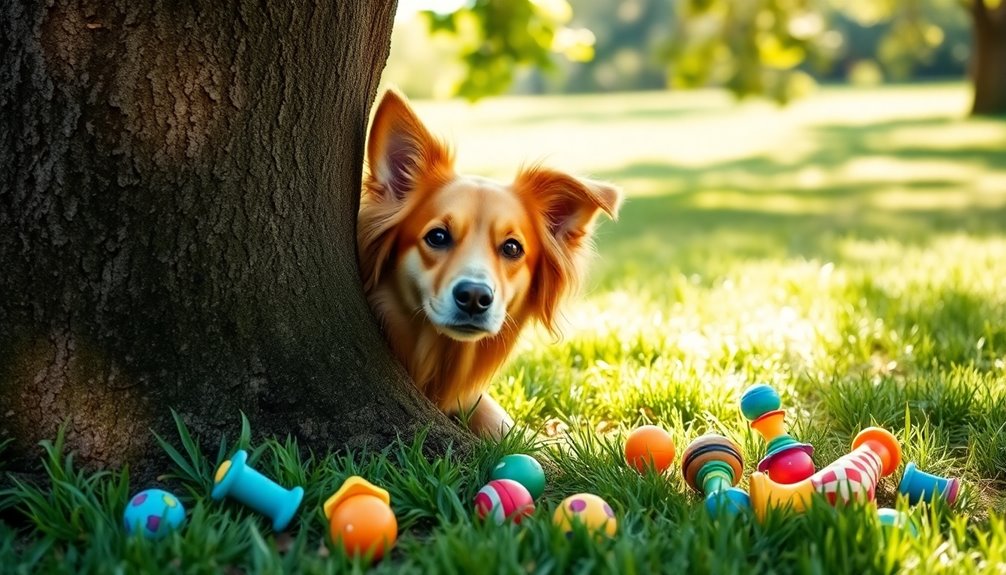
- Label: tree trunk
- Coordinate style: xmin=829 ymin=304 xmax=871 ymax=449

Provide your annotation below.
xmin=970 ymin=0 xmax=1006 ymax=115
xmin=0 ymin=0 xmax=471 ymax=479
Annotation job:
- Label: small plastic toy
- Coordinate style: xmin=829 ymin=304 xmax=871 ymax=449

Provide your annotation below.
xmin=748 ymin=427 xmax=901 ymax=521
xmin=474 ymin=479 xmax=535 ymax=524
xmin=490 ymin=454 xmax=546 ymax=500
xmin=552 ymin=493 xmax=617 ymax=538
xmin=877 ymin=507 xmax=919 ymax=537
xmin=741 ymin=383 xmax=815 ymax=484
xmin=123 ymin=488 xmax=186 ymax=540
xmin=324 ymin=476 xmax=398 ymax=561
xmin=681 ymin=434 xmax=750 ymax=515
xmin=898 ymin=462 xmax=960 ymax=507
xmin=624 ymin=425 xmax=676 ymax=474
xmin=211 ymin=450 xmax=304 ymax=531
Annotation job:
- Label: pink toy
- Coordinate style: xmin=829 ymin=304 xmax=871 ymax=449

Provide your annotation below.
xmin=474 ymin=479 xmax=534 ymax=524
xmin=749 ymin=427 xmax=901 ymax=521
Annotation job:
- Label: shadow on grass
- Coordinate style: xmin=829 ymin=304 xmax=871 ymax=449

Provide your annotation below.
xmin=591 ymin=115 xmax=1006 ymax=276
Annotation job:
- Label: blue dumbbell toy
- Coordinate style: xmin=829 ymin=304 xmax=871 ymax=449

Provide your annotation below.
xmin=898 ymin=462 xmax=960 ymax=507
xmin=211 ymin=450 xmax=304 ymax=531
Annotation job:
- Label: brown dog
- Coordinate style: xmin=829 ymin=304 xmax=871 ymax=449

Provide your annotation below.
xmin=358 ymin=90 xmax=622 ymax=438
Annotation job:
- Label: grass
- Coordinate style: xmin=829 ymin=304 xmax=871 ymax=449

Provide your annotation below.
xmin=3 ymin=83 xmax=1006 ymax=573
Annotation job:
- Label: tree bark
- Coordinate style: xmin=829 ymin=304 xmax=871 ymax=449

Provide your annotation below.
xmin=0 ymin=0 xmax=471 ymax=479
xmin=970 ymin=0 xmax=1006 ymax=115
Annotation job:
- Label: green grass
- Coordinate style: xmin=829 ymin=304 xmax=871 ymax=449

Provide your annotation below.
xmin=3 ymin=84 xmax=1006 ymax=573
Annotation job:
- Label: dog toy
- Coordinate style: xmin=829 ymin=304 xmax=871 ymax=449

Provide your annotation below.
xmin=490 ymin=454 xmax=546 ymax=500
xmin=553 ymin=493 xmax=617 ymax=538
xmin=877 ymin=507 xmax=919 ymax=537
xmin=681 ymin=434 xmax=750 ymax=515
xmin=324 ymin=476 xmax=398 ymax=561
xmin=624 ymin=425 xmax=676 ymax=474
xmin=211 ymin=450 xmax=304 ymax=531
xmin=741 ymin=383 xmax=815 ymax=484
xmin=474 ymin=479 xmax=535 ymax=524
xmin=123 ymin=488 xmax=186 ymax=539
xmin=898 ymin=462 xmax=960 ymax=507
xmin=748 ymin=426 xmax=901 ymax=521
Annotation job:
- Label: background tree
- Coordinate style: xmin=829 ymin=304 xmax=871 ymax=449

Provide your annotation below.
xmin=0 ymin=0 xmax=471 ymax=479
xmin=968 ymin=0 xmax=1006 ymax=114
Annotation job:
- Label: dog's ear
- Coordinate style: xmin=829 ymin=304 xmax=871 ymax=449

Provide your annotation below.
xmin=516 ymin=167 xmax=623 ymax=332
xmin=517 ymin=167 xmax=622 ymax=249
xmin=366 ymin=89 xmax=453 ymax=202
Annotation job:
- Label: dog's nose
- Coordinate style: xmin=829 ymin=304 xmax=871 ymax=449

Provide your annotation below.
xmin=453 ymin=281 xmax=494 ymax=316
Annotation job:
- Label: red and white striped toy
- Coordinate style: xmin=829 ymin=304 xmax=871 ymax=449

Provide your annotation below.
xmin=473 ymin=479 xmax=535 ymax=525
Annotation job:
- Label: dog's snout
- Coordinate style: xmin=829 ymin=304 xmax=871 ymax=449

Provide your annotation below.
xmin=453 ymin=281 xmax=494 ymax=315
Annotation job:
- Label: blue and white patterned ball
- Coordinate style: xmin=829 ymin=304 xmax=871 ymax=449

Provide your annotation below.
xmin=123 ymin=488 xmax=186 ymax=539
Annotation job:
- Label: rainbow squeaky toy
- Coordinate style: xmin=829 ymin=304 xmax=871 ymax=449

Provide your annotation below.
xmin=740 ymin=383 xmax=815 ymax=484
xmin=681 ymin=434 xmax=751 ymax=515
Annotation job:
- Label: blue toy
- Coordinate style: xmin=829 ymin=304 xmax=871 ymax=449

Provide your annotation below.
xmin=211 ymin=450 xmax=304 ymax=531
xmin=877 ymin=507 xmax=919 ymax=537
xmin=123 ymin=488 xmax=186 ymax=539
xmin=739 ymin=383 xmax=781 ymax=421
xmin=899 ymin=462 xmax=960 ymax=507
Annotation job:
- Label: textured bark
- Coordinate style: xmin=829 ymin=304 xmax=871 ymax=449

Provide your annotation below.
xmin=970 ymin=0 xmax=1006 ymax=115
xmin=0 ymin=0 xmax=471 ymax=479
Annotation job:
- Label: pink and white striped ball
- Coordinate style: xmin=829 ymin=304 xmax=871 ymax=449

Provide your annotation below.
xmin=474 ymin=479 xmax=535 ymax=525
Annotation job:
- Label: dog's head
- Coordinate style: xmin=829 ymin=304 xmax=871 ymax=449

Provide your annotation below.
xmin=358 ymin=90 xmax=622 ymax=341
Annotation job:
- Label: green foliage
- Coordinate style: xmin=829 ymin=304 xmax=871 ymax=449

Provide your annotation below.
xmin=406 ymin=0 xmax=972 ymax=103
xmin=423 ymin=0 xmax=589 ymax=101
xmin=666 ymin=0 xmax=832 ymax=103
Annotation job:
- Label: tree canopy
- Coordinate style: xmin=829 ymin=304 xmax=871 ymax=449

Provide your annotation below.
xmin=406 ymin=0 xmax=979 ymax=105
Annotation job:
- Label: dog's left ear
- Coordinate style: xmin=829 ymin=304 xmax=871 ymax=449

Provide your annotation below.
xmin=516 ymin=167 xmax=623 ymax=331
xmin=517 ymin=167 xmax=623 ymax=248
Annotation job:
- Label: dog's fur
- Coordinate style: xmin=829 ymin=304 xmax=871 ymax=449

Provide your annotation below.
xmin=358 ymin=90 xmax=622 ymax=438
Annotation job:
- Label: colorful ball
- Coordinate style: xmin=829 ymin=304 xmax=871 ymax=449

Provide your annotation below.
xmin=123 ymin=488 xmax=186 ymax=540
xmin=474 ymin=479 xmax=535 ymax=525
xmin=624 ymin=425 xmax=675 ymax=474
xmin=328 ymin=494 xmax=398 ymax=561
xmin=740 ymin=383 xmax=781 ymax=421
xmin=552 ymin=493 xmax=617 ymax=538
xmin=490 ymin=454 xmax=546 ymax=500
xmin=763 ymin=447 xmax=816 ymax=484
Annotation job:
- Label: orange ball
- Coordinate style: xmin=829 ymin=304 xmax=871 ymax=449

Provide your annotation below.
xmin=624 ymin=425 xmax=675 ymax=474
xmin=328 ymin=495 xmax=398 ymax=561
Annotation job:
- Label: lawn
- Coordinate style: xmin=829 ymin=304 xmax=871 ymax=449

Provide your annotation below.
xmin=3 ymin=84 xmax=1006 ymax=573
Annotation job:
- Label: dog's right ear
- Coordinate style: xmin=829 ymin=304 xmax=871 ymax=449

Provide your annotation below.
xmin=366 ymin=89 xmax=453 ymax=202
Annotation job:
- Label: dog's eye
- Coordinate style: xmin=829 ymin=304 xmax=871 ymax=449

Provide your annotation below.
xmin=424 ymin=228 xmax=452 ymax=248
xmin=501 ymin=239 xmax=524 ymax=259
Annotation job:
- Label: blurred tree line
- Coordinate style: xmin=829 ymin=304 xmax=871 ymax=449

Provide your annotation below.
xmin=385 ymin=0 xmax=1004 ymax=115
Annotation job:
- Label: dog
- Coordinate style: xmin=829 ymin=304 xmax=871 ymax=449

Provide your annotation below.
xmin=357 ymin=89 xmax=622 ymax=439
